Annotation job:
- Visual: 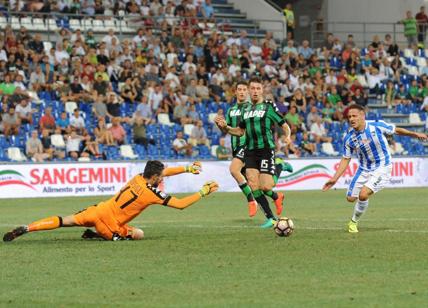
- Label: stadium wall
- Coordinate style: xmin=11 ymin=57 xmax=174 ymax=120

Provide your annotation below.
xmin=228 ymin=0 xmax=286 ymax=40
xmin=324 ymin=0 xmax=428 ymax=46
xmin=0 ymin=158 xmax=427 ymax=198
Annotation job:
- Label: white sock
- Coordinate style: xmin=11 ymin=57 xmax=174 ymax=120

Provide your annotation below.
xmin=352 ymin=199 xmax=369 ymax=222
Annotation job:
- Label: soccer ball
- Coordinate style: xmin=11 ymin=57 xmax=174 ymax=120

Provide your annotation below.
xmin=274 ymin=217 xmax=294 ymax=237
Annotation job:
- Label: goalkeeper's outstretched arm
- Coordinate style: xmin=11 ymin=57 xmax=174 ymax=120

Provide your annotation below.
xmin=162 ymin=162 xmax=202 ymax=177
xmin=166 ymin=181 xmax=219 ymax=210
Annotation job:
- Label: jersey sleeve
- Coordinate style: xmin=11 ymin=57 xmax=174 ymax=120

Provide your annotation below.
xmin=342 ymin=133 xmax=354 ymax=158
xmin=267 ymin=104 xmax=285 ymax=126
xmin=373 ymin=120 xmax=396 ymax=135
xmin=145 ymin=184 xmax=172 ymax=206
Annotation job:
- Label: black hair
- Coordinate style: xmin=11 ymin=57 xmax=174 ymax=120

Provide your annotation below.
xmin=143 ymin=160 xmax=165 ymax=178
xmin=347 ymin=104 xmax=365 ymax=113
xmin=236 ymin=79 xmax=248 ymax=88
xmin=249 ymin=75 xmax=262 ymax=84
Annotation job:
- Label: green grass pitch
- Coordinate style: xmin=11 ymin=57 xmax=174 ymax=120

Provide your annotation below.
xmin=1 ymin=188 xmax=428 ymax=307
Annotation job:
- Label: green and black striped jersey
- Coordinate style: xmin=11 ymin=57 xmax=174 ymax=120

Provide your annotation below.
xmin=226 ymin=101 xmax=251 ymax=150
xmin=239 ymin=100 xmax=285 ymax=150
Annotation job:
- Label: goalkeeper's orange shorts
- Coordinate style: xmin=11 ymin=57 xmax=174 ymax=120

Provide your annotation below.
xmin=73 ymin=205 xmax=134 ymax=240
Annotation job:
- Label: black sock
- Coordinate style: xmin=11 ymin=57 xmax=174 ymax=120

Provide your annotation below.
xmin=254 ymin=190 xmax=274 ymax=219
xmin=275 ymin=164 xmax=283 ymax=179
xmin=264 ymin=190 xmax=278 ymax=201
xmin=238 ymin=182 xmax=255 ymax=202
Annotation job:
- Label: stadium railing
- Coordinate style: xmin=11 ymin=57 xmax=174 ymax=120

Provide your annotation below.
xmin=1 ymin=10 xmax=286 ymax=42
xmin=311 ymin=21 xmax=408 ymax=48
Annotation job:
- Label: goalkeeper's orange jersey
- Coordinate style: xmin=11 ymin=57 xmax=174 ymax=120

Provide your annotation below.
xmin=96 ymin=174 xmax=171 ymax=225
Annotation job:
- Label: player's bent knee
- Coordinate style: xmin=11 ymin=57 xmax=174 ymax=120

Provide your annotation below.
xmin=358 ymin=193 xmax=369 ymax=201
xmin=346 ymin=196 xmax=357 ymax=202
xmin=132 ymin=228 xmax=144 ymax=240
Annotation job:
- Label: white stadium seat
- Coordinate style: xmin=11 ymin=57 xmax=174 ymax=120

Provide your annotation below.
xmin=92 ymin=20 xmax=105 ymax=32
xmin=208 ymin=113 xmax=217 ymax=124
xmin=321 ymin=142 xmax=339 ymax=156
xmin=157 ymin=113 xmax=174 ymax=126
xmin=65 ymin=101 xmax=78 ymax=115
xmin=120 ymin=145 xmax=138 ymax=159
xmin=211 ymin=145 xmax=218 ymax=157
xmin=7 ymin=147 xmax=27 ymax=162
xmin=183 ymin=124 xmax=194 ymax=136
xmin=70 ymin=19 xmax=81 ymax=29
xmin=409 ymin=113 xmax=423 ymax=125
xmin=32 ymin=18 xmax=45 ymax=30
xmin=51 ymin=134 xmax=66 ymax=148
xmin=48 ymin=19 xmax=58 ymax=31
xmin=11 ymin=17 xmax=21 ymax=30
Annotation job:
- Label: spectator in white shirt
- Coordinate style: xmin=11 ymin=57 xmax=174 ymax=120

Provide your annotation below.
xmin=102 ymin=29 xmax=119 ymax=48
xmin=172 ymin=131 xmax=193 ymax=157
xmin=188 ymin=120 xmax=210 ymax=146
xmin=310 ymin=116 xmax=332 ymax=144
xmin=149 ymin=84 xmax=164 ymax=111
xmin=70 ymin=109 xmax=86 ymax=134
xmin=249 ymin=39 xmax=262 ymax=62
xmin=15 ymin=99 xmax=33 ymax=125
xmin=182 ymin=54 xmax=197 ymax=74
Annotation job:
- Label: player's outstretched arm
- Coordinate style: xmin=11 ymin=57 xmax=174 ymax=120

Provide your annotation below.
xmin=224 ymin=125 xmax=245 ymax=137
xmin=322 ymin=157 xmax=351 ymax=191
xmin=281 ymin=122 xmax=292 ymax=143
xmin=166 ymin=181 xmax=219 ymax=210
xmin=395 ymin=127 xmax=428 ymax=141
xmin=162 ymin=162 xmax=202 ymax=177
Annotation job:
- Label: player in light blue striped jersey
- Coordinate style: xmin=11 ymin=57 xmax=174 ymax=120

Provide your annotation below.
xmin=323 ymin=104 xmax=427 ymax=233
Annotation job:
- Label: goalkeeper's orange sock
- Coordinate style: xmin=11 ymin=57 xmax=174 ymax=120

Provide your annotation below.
xmin=28 ymin=216 xmax=63 ymax=232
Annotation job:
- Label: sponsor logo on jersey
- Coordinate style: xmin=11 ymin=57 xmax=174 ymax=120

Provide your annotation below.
xmin=229 ymin=109 xmax=241 ymax=117
xmin=243 ymin=110 xmax=266 ymax=119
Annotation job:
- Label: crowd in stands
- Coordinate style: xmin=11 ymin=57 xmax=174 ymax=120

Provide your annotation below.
xmin=0 ymin=1 xmax=427 ymax=162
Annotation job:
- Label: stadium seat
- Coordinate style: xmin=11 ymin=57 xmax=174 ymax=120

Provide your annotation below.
xmin=32 ymin=18 xmax=45 ymax=30
xmin=210 ymin=145 xmax=218 ymax=157
xmin=51 ymin=134 xmax=66 ymax=148
xmin=157 ymin=113 xmax=174 ymax=126
xmin=390 ymin=142 xmax=405 ymax=155
xmin=70 ymin=19 xmax=81 ymax=29
xmin=7 ymin=147 xmax=27 ymax=162
xmin=78 ymin=157 xmax=91 ymax=162
xmin=184 ymin=124 xmax=194 ymax=136
xmin=409 ymin=113 xmax=423 ymax=125
xmin=11 ymin=17 xmax=20 ymax=30
xmin=65 ymin=101 xmax=78 ymax=114
xmin=321 ymin=142 xmax=339 ymax=156
xmin=208 ymin=113 xmax=218 ymax=124
xmin=92 ymin=20 xmax=105 ymax=32
xmin=48 ymin=19 xmax=58 ymax=31
xmin=120 ymin=145 xmax=138 ymax=159
xmin=404 ymin=49 xmax=414 ymax=58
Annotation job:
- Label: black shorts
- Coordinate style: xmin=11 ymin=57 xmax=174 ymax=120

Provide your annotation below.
xmin=245 ymin=148 xmax=275 ymax=175
xmin=232 ymin=146 xmax=246 ymax=162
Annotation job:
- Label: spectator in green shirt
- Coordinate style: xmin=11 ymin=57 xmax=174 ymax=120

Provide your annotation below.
xmin=327 ymin=86 xmax=342 ymax=107
xmin=400 ymin=11 xmax=418 ymax=47
xmin=216 ymin=138 xmax=231 ymax=160
xmin=0 ymin=74 xmax=17 ymax=96
xmin=285 ymin=105 xmax=303 ymax=133
xmin=408 ymin=79 xmax=422 ymax=103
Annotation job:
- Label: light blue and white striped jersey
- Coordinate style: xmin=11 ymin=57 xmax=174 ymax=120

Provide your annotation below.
xmin=342 ymin=120 xmax=395 ymax=171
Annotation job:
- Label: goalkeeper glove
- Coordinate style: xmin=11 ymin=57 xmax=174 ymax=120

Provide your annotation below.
xmin=185 ymin=161 xmax=202 ymax=174
xmin=199 ymin=181 xmax=219 ymax=197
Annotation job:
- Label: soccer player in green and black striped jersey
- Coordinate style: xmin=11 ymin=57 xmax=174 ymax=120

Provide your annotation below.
xmin=218 ymin=80 xmax=258 ymax=217
xmin=219 ymin=76 xmax=292 ymax=228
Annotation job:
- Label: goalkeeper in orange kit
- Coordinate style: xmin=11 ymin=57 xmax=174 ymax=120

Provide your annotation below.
xmin=3 ymin=161 xmax=218 ymax=242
